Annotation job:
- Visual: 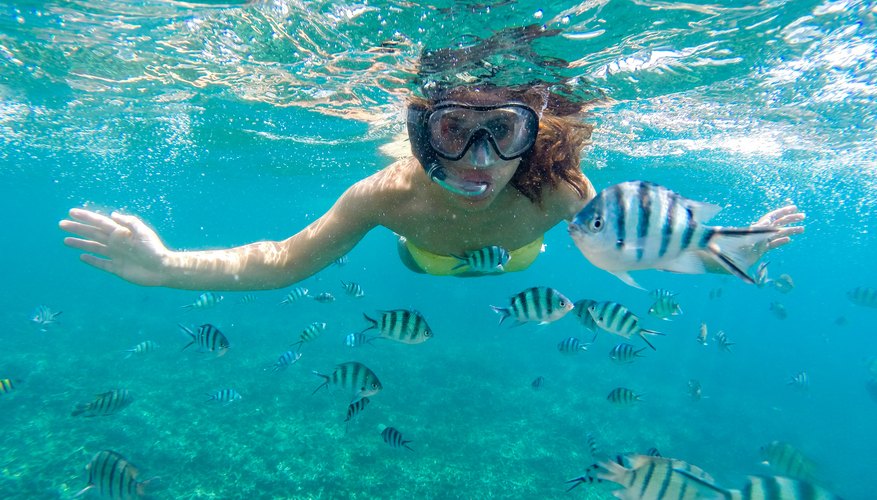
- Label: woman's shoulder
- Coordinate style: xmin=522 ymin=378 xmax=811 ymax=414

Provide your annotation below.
xmin=344 ymin=158 xmax=426 ymax=210
xmin=541 ymin=173 xmax=596 ymax=220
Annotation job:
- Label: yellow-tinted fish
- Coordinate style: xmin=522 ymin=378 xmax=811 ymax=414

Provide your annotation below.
xmin=760 ymin=440 xmax=818 ymax=483
xmin=75 ymin=450 xmax=153 ymax=499
xmin=595 ymin=454 xmax=715 ymax=499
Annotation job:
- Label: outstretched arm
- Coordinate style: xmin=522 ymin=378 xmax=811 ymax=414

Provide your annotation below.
xmin=60 ymin=178 xmax=382 ymax=291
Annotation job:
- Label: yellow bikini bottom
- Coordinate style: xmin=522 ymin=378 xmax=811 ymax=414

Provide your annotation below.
xmin=399 ymin=235 xmax=544 ymax=276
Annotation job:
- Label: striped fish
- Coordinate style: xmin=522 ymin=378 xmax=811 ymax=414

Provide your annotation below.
xmin=206 ymin=388 xmax=242 ymax=405
xmin=181 ymin=292 xmax=223 ymax=310
xmin=362 ymin=310 xmax=433 ymax=344
xmin=609 ymin=343 xmax=646 ymax=364
xmin=688 ymin=379 xmax=703 ymax=401
xmin=312 ymin=362 xmax=382 ymax=403
xmin=179 ymin=323 xmax=230 ymax=357
xmin=586 ymin=432 xmax=603 ymax=459
xmin=567 ymin=454 xmax=715 ymax=496
xmin=270 ymin=350 xmax=302 ymax=372
xmin=607 ymin=387 xmax=641 ymax=405
xmin=31 ymin=305 xmax=62 ymax=331
xmin=451 ymin=245 xmax=511 ymax=273
xmin=697 ymin=322 xmax=709 ymax=346
xmin=673 ymin=469 xmax=843 ymax=500
xmin=345 ymin=397 xmax=370 ymax=430
xmin=74 ymin=450 xmax=150 ymax=499
xmin=760 ymin=441 xmax=818 ymax=483
xmin=280 ymin=287 xmax=310 ymax=304
xmin=715 ymin=330 xmax=734 ymax=352
xmin=72 ymin=389 xmax=133 ymax=417
xmin=290 ymin=322 xmax=328 ymax=349
xmin=340 ymin=281 xmax=365 ymax=298
xmin=648 ymin=295 xmax=683 ymax=320
xmin=572 ymin=299 xmax=599 ymax=332
xmin=334 ymin=255 xmax=349 ymax=266
xmin=531 ymin=376 xmax=545 ymax=390
xmin=847 ymin=286 xmax=877 ymax=308
xmin=569 ymin=181 xmax=780 ymax=288
xmin=788 ymin=371 xmax=809 ymax=390
xmin=238 ymin=293 xmax=257 ymax=304
xmin=345 ymin=332 xmax=376 ymax=348
xmin=124 ymin=340 xmax=159 ymax=359
xmin=313 ymin=292 xmax=336 ymax=303
xmin=557 ymin=337 xmax=589 ymax=354
xmin=490 ymin=286 xmax=574 ymax=326
xmin=1 ymin=378 xmax=20 ymax=394
xmin=378 ymin=424 xmax=413 ymax=451
xmin=770 ymin=301 xmax=788 ymax=320
xmin=588 ymin=301 xmax=663 ymax=350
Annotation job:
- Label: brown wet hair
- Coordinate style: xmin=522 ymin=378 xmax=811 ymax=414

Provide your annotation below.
xmin=409 ymin=84 xmax=594 ymax=205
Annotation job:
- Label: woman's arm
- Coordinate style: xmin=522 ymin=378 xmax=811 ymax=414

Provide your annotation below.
xmin=60 ymin=177 xmax=383 ymax=291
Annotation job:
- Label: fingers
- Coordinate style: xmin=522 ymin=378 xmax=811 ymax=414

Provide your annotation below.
xmin=773 ymin=213 xmax=805 ymax=227
xmin=755 ymin=205 xmax=804 ymax=227
xmin=80 ymin=253 xmax=115 ymax=273
xmin=59 ymin=220 xmax=109 ymax=243
xmin=67 ymin=208 xmax=119 ymax=234
xmin=64 ymin=237 xmax=109 ymax=256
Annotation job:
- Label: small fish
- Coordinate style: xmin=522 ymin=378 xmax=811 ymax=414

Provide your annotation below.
xmin=609 ymin=343 xmax=646 ymax=364
xmin=607 ymin=387 xmax=641 ymax=405
xmin=238 ymin=293 xmax=257 ymax=304
xmin=568 ymin=454 xmax=714 ymax=496
xmin=0 ymin=378 xmax=20 ymax=394
xmin=648 ymin=294 xmax=683 ymax=320
xmin=72 ymin=389 xmax=133 ymax=417
xmin=491 ymin=287 xmax=574 ymax=326
xmin=572 ymin=299 xmax=599 ymax=331
xmin=181 ymin=292 xmax=223 ymax=310
xmin=124 ymin=340 xmax=159 ymax=359
xmin=75 ymin=450 xmax=152 ymax=499
xmin=688 ymin=379 xmax=703 ymax=401
xmin=755 ymin=261 xmax=772 ymax=287
xmin=771 ymin=273 xmax=795 ymax=293
xmin=345 ymin=332 xmax=376 ymax=348
xmin=645 ymin=447 xmax=662 ymax=457
xmin=673 ymin=469 xmax=843 ymax=500
xmin=531 ymin=376 xmax=545 ymax=391
xmin=451 ymin=245 xmax=511 ymax=273
xmin=179 ymin=323 xmax=230 ymax=357
xmin=270 ymin=350 xmax=302 ymax=372
xmin=362 ymin=310 xmax=433 ymax=344
xmin=586 ymin=432 xmax=603 ymax=459
xmin=715 ymin=330 xmax=734 ymax=352
xmin=345 ymin=397 xmax=370 ymax=430
xmin=708 ymin=287 xmax=723 ymax=300
xmin=206 ymin=388 xmax=242 ymax=406
xmin=280 ymin=287 xmax=310 ymax=304
xmin=30 ymin=305 xmax=62 ymax=331
xmin=787 ymin=371 xmax=809 ymax=390
xmin=312 ymin=362 xmax=382 ymax=403
xmin=290 ymin=322 xmax=328 ymax=349
xmin=313 ymin=292 xmax=336 ymax=303
xmin=557 ymin=337 xmax=589 ymax=354
xmin=835 ymin=316 xmax=847 ymax=327
xmin=340 ymin=281 xmax=365 ymax=298
xmin=769 ymin=301 xmax=788 ymax=320
xmin=588 ymin=301 xmax=663 ymax=350
xmin=759 ymin=440 xmax=818 ymax=483
xmin=866 ymin=377 xmax=877 ymax=403
xmin=378 ymin=424 xmax=413 ymax=451
xmin=334 ymin=255 xmax=349 ymax=266
xmin=697 ymin=322 xmax=709 ymax=346
xmin=847 ymin=286 xmax=877 ymax=308
xmin=569 ymin=181 xmax=780 ymax=288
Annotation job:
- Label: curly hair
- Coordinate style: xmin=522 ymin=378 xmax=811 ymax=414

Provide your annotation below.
xmin=409 ymin=84 xmax=594 ymax=205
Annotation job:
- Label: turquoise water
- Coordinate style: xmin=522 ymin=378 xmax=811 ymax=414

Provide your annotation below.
xmin=2 ymin=0 xmax=876 ymax=498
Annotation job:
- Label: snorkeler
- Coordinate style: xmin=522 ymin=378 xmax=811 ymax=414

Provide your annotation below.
xmin=59 ymin=80 xmax=803 ymax=290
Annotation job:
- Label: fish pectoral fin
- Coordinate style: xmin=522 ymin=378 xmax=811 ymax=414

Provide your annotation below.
xmin=612 ymin=271 xmax=645 ymax=290
xmin=657 ymin=251 xmax=709 ymax=275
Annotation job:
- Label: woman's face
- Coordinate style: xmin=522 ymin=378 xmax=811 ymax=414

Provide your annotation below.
xmin=439 ymin=148 xmax=521 ymax=209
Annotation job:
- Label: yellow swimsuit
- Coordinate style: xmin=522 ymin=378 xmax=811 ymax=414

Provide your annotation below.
xmin=400 ymin=236 xmax=544 ymax=276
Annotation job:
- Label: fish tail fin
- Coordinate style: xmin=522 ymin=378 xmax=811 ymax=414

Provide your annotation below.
xmin=137 ymin=476 xmax=162 ymax=496
xmin=639 ymin=332 xmax=657 ymax=351
xmin=403 ymin=441 xmax=414 ymax=452
xmin=595 ymin=458 xmax=629 ymax=483
xmin=70 ymin=404 xmax=87 ymax=417
xmin=450 ymin=254 xmax=468 ymax=270
xmin=704 ymin=226 xmax=779 ymax=284
xmin=489 ymin=305 xmax=511 ymax=326
xmin=311 ymin=371 xmax=330 ymax=395
xmin=564 ymin=476 xmax=589 ymax=492
xmin=123 ymin=350 xmax=133 ymax=360
xmin=289 ymin=340 xmax=303 ymax=350
xmin=361 ymin=313 xmax=378 ymax=332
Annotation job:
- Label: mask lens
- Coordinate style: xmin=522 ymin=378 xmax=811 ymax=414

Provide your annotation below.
xmin=426 ymin=104 xmax=538 ymax=161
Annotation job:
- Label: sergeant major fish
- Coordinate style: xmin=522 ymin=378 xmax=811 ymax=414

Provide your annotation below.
xmin=588 ymin=301 xmax=663 ymax=350
xmin=312 ymin=361 xmax=382 ymax=403
xmin=362 ymin=310 xmax=433 ymax=344
xmin=491 ymin=286 xmax=574 ymax=326
xmin=340 ymin=281 xmax=365 ymax=298
xmin=280 ymin=287 xmax=310 ymax=304
xmin=452 ymin=245 xmax=511 ymax=273
xmin=74 ymin=450 xmax=154 ymax=499
xmin=206 ymin=388 xmax=242 ymax=406
xmin=290 ymin=322 xmax=328 ymax=350
xmin=572 ymin=299 xmax=599 ymax=332
xmin=557 ymin=337 xmax=590 ymax=354
xmin=607 ymin=387 xmax=641 ymax=405
xmin=179 ymin=323 xmax=230 ymax=357
xmin=847 ymin=286 xmax=877 ymax=308
xmin=609 ymin=342 xmax=646 ymax=364
xmin=345 ymin=397 xmax=370 ymax=430
xmin=72 ymin=389 xmax=133 ymax=417
xmin=181 ymin=292 xmax=223 ymax=310
xmin=569 ymin=181 xmax=780 ymax=288
xmin=672 ymin=470 xmax=843 ymax=500
xmin=31 ymin=305 xmax=62 ymax=331
xmin=378 ymin=424 xmax=414 ymax=451
xmin=1 ymin=378 xmax=20 ymax=395
xmin=124 ymin=340 xmax=159 ymax=359
xmin=270 ymin=350 xmax=302 ymax=372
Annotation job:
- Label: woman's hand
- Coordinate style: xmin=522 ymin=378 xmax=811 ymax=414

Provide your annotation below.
xmin=743 ymin=204 xmax=805 ymax=268
xmin=59 ymin=209 xmax=170 ymax=286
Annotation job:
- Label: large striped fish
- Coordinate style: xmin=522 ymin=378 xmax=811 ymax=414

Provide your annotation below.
xmin=312 ymin=362 xmax=382 ymax=403
xmin=179 ymin=324 xmax=230 ymax=357
xmin=491 ymin=286 xmax=574 ymax=326
xmin=567 ymin=454 xmax=715 ymax=498
xmin=72 ymin=389 xmax=133 ymax=417
xmin=362 ymin=310 xmax=433 ymax=344
xmin=673 ymin=469 xmax=843 ymax=500
xmin=74 ymin=450 xmax=152 ymax=499
xmin=569 ymin=181 xmax=779 ymax=289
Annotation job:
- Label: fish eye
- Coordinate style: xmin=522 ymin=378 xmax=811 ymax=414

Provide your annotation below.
xmin=589 ymin=215 xmax=604 ymax=232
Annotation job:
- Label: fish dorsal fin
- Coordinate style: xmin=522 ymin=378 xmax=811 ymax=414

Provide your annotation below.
xmin=686 ymin=200 xmax=722 ymax=223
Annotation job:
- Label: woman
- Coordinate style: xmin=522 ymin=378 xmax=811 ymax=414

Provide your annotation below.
xmin=59 ymin=83 xmax=802 ymax=290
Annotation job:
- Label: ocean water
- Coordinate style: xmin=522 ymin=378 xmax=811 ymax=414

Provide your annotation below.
xmin=2 ymin=0 xmax=876 ymax=499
